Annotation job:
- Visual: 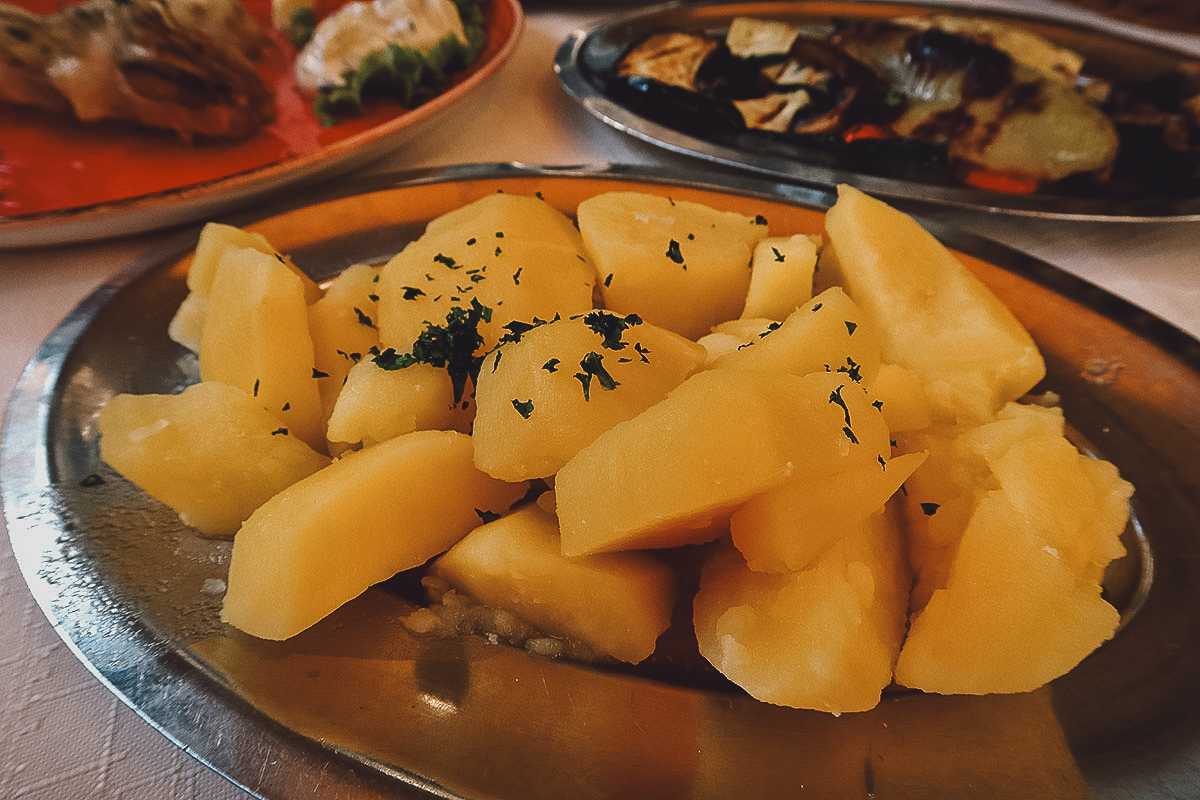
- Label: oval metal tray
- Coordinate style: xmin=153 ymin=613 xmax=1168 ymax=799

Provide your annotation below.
xmin=555 ymin=0 xmax=1200 ymax=221
xmin=5 ymin=163 xmax=1200 ymax=798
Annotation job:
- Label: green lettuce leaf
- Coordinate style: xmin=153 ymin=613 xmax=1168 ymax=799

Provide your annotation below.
xmin=313 ymin=0 xmax=488 ymax=127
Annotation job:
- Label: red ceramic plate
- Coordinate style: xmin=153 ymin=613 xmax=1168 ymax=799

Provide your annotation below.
xmin=0 ymin=0 xmax=523 ymax=248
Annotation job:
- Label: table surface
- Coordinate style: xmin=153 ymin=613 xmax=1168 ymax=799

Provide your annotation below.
xmin=2 ymin=3 xmax=1200 ymax=798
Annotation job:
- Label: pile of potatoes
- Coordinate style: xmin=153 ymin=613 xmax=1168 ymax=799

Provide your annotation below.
xmin=97 ymin=184 xmax=1132 ymax=713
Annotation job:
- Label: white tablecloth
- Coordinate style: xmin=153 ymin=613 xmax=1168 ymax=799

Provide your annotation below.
xmin=1 ymin=5 xmax=1199 ymax=799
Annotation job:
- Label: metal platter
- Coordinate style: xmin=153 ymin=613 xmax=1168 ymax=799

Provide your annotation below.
xmin=554 ymin=0 xmax=1200 ymax=221
xmin=4 ymin=163 xmax=1200 ymax=798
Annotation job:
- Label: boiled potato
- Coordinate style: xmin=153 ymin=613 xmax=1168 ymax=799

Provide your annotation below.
xmin=104 ymin=184 xmax=1137 ymax=713
xmin=433 ymin=499 xmax=677 ymax=664
xmin=893 ymin=403 xmax=1131 ymax=695
xmin=199 ymin=245 xmax=325 ymax=450
xmin=577 ymin=191 xmax=769 ymax=339
xmin=472 ymin=311 xmax=707 ymax=481
xmin=694 ymin=509 xmax=910 ymax=714
xmin=325 ymin=357 xmax=471 ymax=452
xmin=554 ymin=369 xmax=891 ymax=557
xmin=731 ymin=451 xmax=926 ymax=574
xmin=707 ymin=286 xmax=881 ymax=386
xmin=820 ymin=184 xmax=1045 ymax=422
xmin=222 ymin=429 xmax=529 ymax=640
xmin=169 ymin=222 xmax=320 ymax=352
xmin=97 ymin=381 xmax=329 ymax=538
xmin=740 ymin=233 xmax=818 ymax=320
xmin=307 ymin=263 xmax=382 ymax=425
xmin=376 ymin=193 xmax=594 ymax=353
xmin=869 ymin=362 xmax=933 ymax=432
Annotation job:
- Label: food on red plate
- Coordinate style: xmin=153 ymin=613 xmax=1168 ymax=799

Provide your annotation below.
xmin=291 ymin=0 xmax=487 ymax=125
xmin=0 ymin=0 xmax=275 ymax=141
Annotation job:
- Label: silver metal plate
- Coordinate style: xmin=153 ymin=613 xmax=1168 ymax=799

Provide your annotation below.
xmin=555 ymin=0 xmax=1200 ymax=221
xmin=5 ymin=163 xmax=1200 ymax=798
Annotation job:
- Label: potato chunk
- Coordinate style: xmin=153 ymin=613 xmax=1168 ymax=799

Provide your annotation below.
xmin=708 ymin=286 xmax=881 ymax=386
xmin=694 ymin=510 xmax=910 ymax=714
xmin=577 ymin=191 xmax=769 ymax=338
xmin=741 ymin=233 xmax=818 ymax=320
xmin=554 ymin=369 xmax=891 ymax=557
xmin=325 ymin=358 xmax=471 ymax=451
xmin=98 ymin=381 xmax=329 ymax=538
xmin=376 ymin=193 xmax=594 ymax=353
xmin=731 ymin=451 xmax=926 ymax=574
xmin=307 ymin=263 xmax=382 ymax=425
xmin=168 ymin=222 xmax=321 ymax=352
xmin=433 ymin=499 xmax=677 ymax=664
xmin=199 ymin=246 xmax=325 ymax=450
xmin=893 ymin=403 xmax=1131 ymax=695
xmin=821 ymin=184 xmax=1044 ymax=422
xmin=473 ymin=311 xmax=707 ymax=481
xmin=221 ymin=430 xmax=529 ymax=640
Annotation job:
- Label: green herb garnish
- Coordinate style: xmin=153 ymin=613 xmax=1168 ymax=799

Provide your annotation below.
xmin=575 ymin=351 xmax=620 ymax=400
xmin=582 ymin=310 xmax=642 ymax=350
xmin=312 ymin=0 xmax=487 ymax=127
xmin=372 ymin=298 xmax=492 ymax=404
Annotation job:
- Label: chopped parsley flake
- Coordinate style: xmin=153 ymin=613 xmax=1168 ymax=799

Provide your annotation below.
xmin=828 ymin=384 xmax=857 ymax=443
xmin=401 ymin=286 xmax=426 ymax=300
xmin=512 ymin=267 xmax=523 ymax=285
xmin=542 ymin=358 xmax=561 ymax=372
xmin=836 ymin=357 xmax=864 ymax=384
xmin=845 ymin=320 xmax=858 ymax=335
xmin=665 ymin=239 xmax=685 ymax=267
xmin=434 ymin=253 xmax=460 ymax=269
xmin=271 ymin=427 xmax=289 ymax=436
xmin=811 ymin=302 xmax=823 ymax=312
xmin=372 ymin=298 xmax=492 ymax=404
xmin=772 ymin=247 xmax=785 ymax=262
xmin=312 ymin=368 xmax=329 ymax=379
xmin=354 ymin=307 xmax=376 ymax=328
xmin=497 ymin=319 xmax=546 ymax=345
xmin=872 ymin=399 xmax=884 ymax=411
xmin=575 ymin=351 xmax=620 ymax=400
xmin=252 ymin=379 xmax=260 ymax=396
xmin=921 ymin=502 xmax=941 ymax=516
xmin=583 ymin=310 xmax=642 ymax=350
xmin=604 ymin=273 xmax=614 ymax=287
xmin=755 ymin=214 xmax=768 ymax=225
xmin=512 ymin=398 xmax=534 ymax=419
